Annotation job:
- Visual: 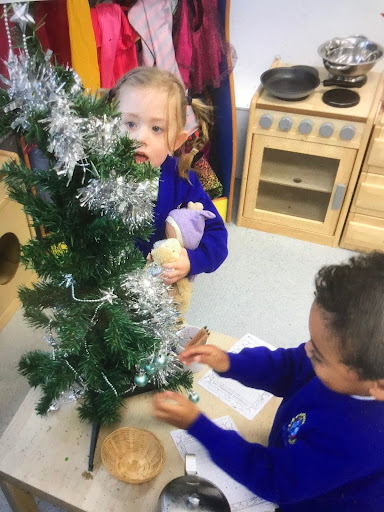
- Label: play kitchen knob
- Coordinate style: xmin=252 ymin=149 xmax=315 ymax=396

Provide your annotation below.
xmin=298 ymin=119 xmax=313 ymax=135
xmin=340 ymin=125 xmax=356 ymax=140
xmin=319 ymin=122 xmax=334 ymax=137
xmin=259 ymin=113 xmax=273 ymax=129
xmin=158 ymin=454 xmax=230 ymax=512
xmin=279 ymin=116 xmax=293 ymax=131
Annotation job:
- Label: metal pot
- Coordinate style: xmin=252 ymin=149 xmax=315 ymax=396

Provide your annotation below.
xmin=318 ymin=36 xmax=384 ymax=78
xmin=158 ymin=454 xmax=230 ymax=512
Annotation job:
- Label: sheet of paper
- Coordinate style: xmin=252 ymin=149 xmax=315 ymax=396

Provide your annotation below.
xmin=198 ymin=333 xmax=277 ymax=420
xmin=171 ymin=416 xmax=277 ymax=512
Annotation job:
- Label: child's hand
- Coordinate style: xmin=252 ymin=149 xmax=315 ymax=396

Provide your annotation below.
xmin=152 ymin=391 xmax=200 ymax=429
xmin=179 ymin=345 xmax=230 ymax=373
xmin=161 ymin=248 xmax=191 ymax=284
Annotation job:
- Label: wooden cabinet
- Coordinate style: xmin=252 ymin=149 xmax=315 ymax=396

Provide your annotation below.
xmin=341 ymin=108 xmax=384 ymax=252
xmin=342 ymin=214 xmax=384 ymax=251
xmin=354 ymin=173 xmax=384 ymax=217
xmin=0 ymin=150 xmax=36 ymax=330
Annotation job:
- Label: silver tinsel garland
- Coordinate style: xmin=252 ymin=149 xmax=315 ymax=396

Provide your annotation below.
xmin=121 ymin=270 xmax=184 ymax=387
xmin=0 ymin=52 xmax=62 ymax=130
xmin=77 ymin=174 xmax=159 ymax=228
xmin=42 ymin=95 xmax=88 ymax=182
xmin=85 ymin=115 xmax=122 ymax=155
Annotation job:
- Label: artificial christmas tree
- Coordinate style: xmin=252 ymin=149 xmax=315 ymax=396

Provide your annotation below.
xmin=0 ymin=2 xmax=192 ymax=447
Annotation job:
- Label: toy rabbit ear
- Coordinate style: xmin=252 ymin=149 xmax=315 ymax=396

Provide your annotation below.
xmin=187 ymin=201 xmax=204 ymax=211
xmin=201 ymin=210 xmax=216 ymax=220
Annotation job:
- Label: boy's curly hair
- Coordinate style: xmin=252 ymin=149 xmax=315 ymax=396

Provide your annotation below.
xmin=315 ymin=251 xmax=384 ymax=380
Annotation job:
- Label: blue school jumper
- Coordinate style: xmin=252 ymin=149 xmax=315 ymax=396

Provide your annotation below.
xmin=136 ymin=155 xmax=228 ymax=276
xmin=188 ymin=343 xmax=384 ymax=511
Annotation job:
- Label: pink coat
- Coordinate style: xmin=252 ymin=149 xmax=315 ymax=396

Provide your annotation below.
xmin=91 ymin=3 xmax=138 ymax=89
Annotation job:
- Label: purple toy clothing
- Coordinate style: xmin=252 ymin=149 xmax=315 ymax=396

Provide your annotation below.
xmin=135 ymin=155 xmax=228 ymax=276
xmin=166 ymin=208 xmax=216 ymax=250
xmin=187 ymin=343 xmax=384 ymax=512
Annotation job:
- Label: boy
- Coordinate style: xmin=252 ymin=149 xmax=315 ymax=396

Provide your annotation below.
xmin=153 ymin=252 xmax=384 ymax=511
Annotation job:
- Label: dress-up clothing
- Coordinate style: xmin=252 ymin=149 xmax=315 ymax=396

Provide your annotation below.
xmin=173 ymin=0 xmax=226 ymax=94
xmin=67 ymin=0 xmax=100 ymax=92
xmin=128 ymin=0 xmax=197 ymax=135
xmin=91 ymin=3 xmax=138 ymax=89
xmin=188 ymin=343 xmax=384 ymax=512
xmin=35 ymin=0 xmax=71 ymax=68
xmin=135 ymin=155 xmax=227 ymax=276
xmin=172 ymin=0 xmax=192 ymax=89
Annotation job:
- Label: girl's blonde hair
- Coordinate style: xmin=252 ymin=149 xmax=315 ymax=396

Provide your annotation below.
xmin=110 ymin=67 xmax=213 ymax=178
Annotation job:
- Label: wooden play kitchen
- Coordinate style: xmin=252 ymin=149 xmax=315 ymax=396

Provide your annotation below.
xmin=237 ymin=60 xmax=383 ymax=247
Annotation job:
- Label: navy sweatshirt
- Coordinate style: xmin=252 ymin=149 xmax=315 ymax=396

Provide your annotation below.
xmin=136 ymin=155 xmax=228 ymax=276
xmin=188 ymin=343 xmax=384 ymax=511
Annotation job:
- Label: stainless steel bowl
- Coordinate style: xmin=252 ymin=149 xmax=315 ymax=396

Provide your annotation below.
xmin=318 ymin=36 xmax=383 ymax=77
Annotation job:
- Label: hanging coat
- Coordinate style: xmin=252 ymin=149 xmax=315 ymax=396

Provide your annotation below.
xmin=91 ymin=3 xmax=138 ymax=89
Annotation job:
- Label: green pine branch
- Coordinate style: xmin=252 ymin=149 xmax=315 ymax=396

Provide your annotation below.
xmin=78 ymin=389 xmax=125 ymax=426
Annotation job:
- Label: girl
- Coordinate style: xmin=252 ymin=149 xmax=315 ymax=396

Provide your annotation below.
xmin=110 ymin=67 xmax=228 ymax=285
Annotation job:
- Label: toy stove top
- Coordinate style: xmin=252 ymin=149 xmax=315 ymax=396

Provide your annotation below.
xmin=257 ymin=66 xmax=381 ymax=123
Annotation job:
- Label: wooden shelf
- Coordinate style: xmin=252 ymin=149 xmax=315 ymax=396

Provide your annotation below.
xmin=259 ymin=148 xmax=339 ymax=193
xmin=256 ymin=182 xmax=329 ymax=222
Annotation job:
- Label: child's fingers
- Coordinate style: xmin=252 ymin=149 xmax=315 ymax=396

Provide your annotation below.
xmin=162 ymin=249 xmax=190 ymax=279
xmin=179 ymin=345 xmax=230 ymax=373
xmin=179 ymin=355 xmax=203 ymax=366
xmin=162 ymin=262 xmax=176 ymax=270
xmin=153 ymin=390 xmax=176 ymax=403
xmin=160 ymin=390 xmax=181 ymax=402
xmin=153 ymin=391 xmax=183 ymax=410
xmin=179 ymin=345 xmax=215 ymax=363
xmin=152 ymin=391 xmax=199 ymax=429
xmin=152 ymin=394 xmax=175 ymax=418
xmin=160 ymin=269 xmax=178 ymax=284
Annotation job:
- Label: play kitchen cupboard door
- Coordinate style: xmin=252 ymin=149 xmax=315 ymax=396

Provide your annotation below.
xmin=240 ymin=135 xmax=356 ymax=245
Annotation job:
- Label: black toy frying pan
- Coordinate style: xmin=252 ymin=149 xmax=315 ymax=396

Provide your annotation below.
xmin=260 ymin=66 xmax=320 ymax=100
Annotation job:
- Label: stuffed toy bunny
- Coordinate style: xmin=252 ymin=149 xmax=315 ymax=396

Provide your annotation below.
xmin=149 ymin=202 xmax=216 ymax=317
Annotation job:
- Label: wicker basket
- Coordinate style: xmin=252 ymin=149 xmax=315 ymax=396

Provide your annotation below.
xmin=101 ymin=427 xmax=165 ymax=483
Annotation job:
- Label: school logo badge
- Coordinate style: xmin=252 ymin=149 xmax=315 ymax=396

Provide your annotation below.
xmin=286 ymin=413 xmax=306 ymax=445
